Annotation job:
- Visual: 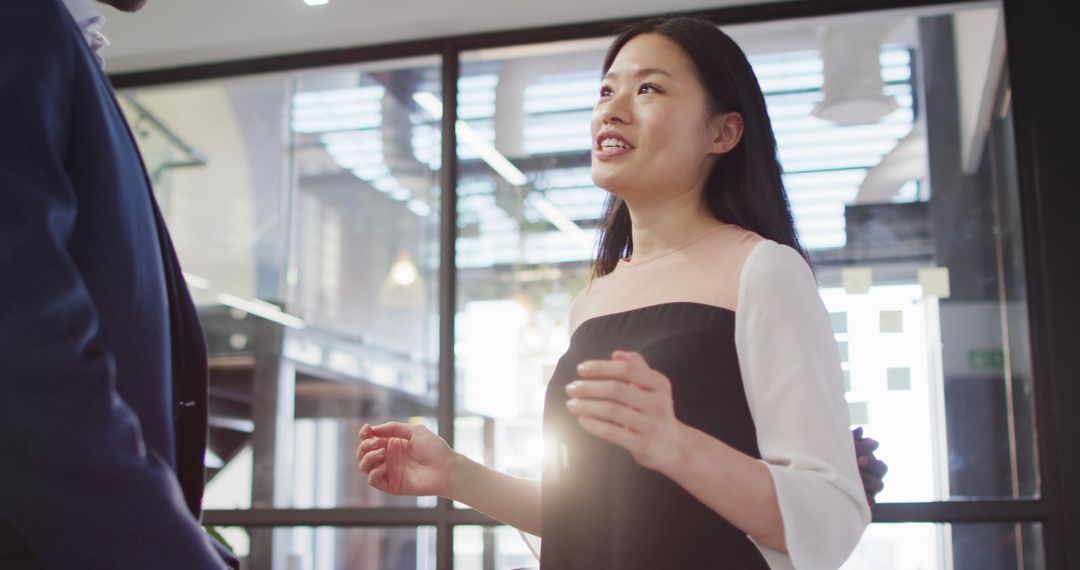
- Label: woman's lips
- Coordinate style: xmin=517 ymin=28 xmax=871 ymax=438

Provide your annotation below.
xmin=595 ymin=134 xmax=635 ymax=161
xmin=595 ymin=145 xmax=633 ymax=160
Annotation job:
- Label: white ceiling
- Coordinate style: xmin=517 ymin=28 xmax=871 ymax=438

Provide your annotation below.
xmin=99 ymin=0 xmax=788 ymax=73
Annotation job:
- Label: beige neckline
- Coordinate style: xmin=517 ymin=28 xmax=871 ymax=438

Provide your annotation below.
xmin=619 ymin=224 xmax=729 ymax=269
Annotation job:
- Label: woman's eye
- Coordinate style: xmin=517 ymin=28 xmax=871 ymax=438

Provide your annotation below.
xmin=599 ymin=86 xmax=613 ymax=98
xmin=639 ymin=83 xmax=662 ymax=94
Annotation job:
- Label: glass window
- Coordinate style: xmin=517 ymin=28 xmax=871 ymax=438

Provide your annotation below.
xmin=798 ymin=3 xmax=1037 ymax=502
xmin=213 ymin=526 xmax=437 ymax=570
xmin=451 ymin=522 xmax=1044 ymax=570
xmin=843 ymin=523 xmax=1043 ymax=570
xmin=454 ymin=525 xmax=539 ymax=570
xmin=122 ymin=55 xmax=443 ymax=509
xmin=454 ymin=38 xmax=614 ymax=485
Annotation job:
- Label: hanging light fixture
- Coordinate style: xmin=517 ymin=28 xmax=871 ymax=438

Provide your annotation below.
xmin=379 ymin=252 xmax=426 ymax=308
xmin=390 ymin=256 xmax=419 ymax=287
xmin=813 ymin=21 xmax=899 ymax=126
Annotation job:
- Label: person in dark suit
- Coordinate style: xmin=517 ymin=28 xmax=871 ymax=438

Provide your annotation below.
xmin=0 ymin=0 xmax=238 ymax=567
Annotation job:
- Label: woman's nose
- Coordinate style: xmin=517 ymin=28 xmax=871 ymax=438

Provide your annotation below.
xmin=598 ymin=93 xmax=632 ymax=125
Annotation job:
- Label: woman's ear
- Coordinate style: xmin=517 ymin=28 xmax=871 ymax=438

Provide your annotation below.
xmin=709 ymin=112 xmax=745 ymax=155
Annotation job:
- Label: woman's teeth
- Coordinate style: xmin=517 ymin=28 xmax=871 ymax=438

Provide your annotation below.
xmin=601 ymin=139 xmax=629 ymax=150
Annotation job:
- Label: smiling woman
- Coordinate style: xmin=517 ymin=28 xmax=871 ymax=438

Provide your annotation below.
xmin=357 ymin=15 xmax=873 ymax=570
xmin=540 ymin=19 xmax=871 ymax=569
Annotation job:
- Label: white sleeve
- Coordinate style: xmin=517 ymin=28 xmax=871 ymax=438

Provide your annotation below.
xmin=735 ymin=241 xmax=871 ymax=570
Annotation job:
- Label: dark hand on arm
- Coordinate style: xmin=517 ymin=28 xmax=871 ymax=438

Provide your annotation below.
xmin=853 ymin=427 xmax=888 ymax=506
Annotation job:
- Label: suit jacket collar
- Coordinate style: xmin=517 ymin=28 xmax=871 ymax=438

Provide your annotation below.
xmin=60 ymin=0 xmax=108 ymax=68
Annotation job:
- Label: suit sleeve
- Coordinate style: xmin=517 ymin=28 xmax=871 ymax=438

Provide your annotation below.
xmin=0 ymin=2 xmax=227 ymax=568
xmin=734 ymin=242 xmax=871 ymax=569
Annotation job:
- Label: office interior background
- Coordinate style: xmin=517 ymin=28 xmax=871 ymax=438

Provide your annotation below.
xmin=103 ymin=0 xmax=1080 ymax=568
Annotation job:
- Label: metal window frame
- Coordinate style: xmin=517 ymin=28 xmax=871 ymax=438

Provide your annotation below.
xmin=110 ymin=1 xmax=1080 ymax=569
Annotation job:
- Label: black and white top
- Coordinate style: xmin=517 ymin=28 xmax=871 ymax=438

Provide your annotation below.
xmin=539 ymin=224 xmax=870 ymax=570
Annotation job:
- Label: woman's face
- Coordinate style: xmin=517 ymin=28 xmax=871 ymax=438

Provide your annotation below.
xmin=591 ymin=33 xmax=722 ymax=203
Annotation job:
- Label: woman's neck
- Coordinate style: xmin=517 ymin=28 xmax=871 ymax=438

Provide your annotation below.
xmin=623 ymin=190 xmax=725 ymax=263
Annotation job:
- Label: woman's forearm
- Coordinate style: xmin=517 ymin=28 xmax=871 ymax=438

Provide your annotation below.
xmin=662 ymin=424 xmax=787 ymax=552
xmin=447 ymin=453 xmax=543 ymax=536
xmin=440 ymin=428 xmax=782 ymax=544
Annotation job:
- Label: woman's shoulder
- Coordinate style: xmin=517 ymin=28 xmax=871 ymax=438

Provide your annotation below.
xmin=736 ymin=239 xmax=817 ymax=311
xmin=567 ymin=285 xmax=591 ymax=336
xmin=739 ymin=239 xmax=811 ymax=283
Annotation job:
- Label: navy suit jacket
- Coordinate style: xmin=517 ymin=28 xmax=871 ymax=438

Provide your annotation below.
xmin=0 ymin=1 xmax=236 ymax=567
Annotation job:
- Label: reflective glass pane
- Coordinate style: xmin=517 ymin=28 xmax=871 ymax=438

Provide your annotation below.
xmin=454 ymin=523 xmax=1043 ymax=570
xmin=791 ymin=2 xmax=1038 ymax=502
xmin=454 ymin=38 xmax=614 ymax=486
xmin=122 ymin=55 xmax=443 ymax=508
xmin=843 ymin=522 xmax=1043 ymax=570
xmin=454 ymin=525 xmax=540 ymax=570
xmin=213 ymin=526 xmax=436 ymax=570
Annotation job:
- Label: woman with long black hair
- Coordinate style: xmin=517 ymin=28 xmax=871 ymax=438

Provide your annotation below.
xmin=357 ymin=16 xmax=872 ymax=569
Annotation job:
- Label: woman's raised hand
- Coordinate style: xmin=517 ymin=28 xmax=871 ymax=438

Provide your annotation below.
xmin=356 ymin=422 xmax=457 ymax=497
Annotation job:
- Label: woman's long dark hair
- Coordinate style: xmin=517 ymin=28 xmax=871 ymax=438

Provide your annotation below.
xmin=592 ymin=16 xmax=806 ymax=278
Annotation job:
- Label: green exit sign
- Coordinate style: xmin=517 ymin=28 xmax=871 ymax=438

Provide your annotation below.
xmin=969 ymin=349 xmax=1005 ymax=370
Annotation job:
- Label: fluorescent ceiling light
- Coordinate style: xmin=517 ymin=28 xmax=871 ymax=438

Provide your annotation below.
xmin=526 ymin=194 xmax=593 ymax=247
xmin=216 ymin=293 xmax=306 ymax=330
xmin=456 ymin=124 xmax=529 ymax=186
xmin=303 ymin=0 xmax=329 ymax=5
xmin=205 ymin=448 xmax=223 ymax=469
xmin=182 ymin=272 xmax=211 ymax=290
xmin=185 ymin=272 xmax=305 ymax=329
xmin=412 ymin=91 xmax=591 ymax=240
xmin=389 ymin=187 xmax=413 ymax=201
xmin=412 ymin=92 xmax=528 ymax=186
xmin=406 ymin=199 xmax=432 ymax=217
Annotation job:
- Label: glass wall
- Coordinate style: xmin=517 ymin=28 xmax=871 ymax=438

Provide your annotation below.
xmin=122 ymin=54 xmax=444 ymax=522
xmin=214 ymin=526 xmax=437 ymax=570
xmin=453 ymin=37 xmax=611 ymax=492
xmin=450 ymin=523 xmax=1043 ymax=570
xmin=120 ymin=1 xmax=1042 ymax=568
xmin=845 ymin=523 xmax=1043 ymax=570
